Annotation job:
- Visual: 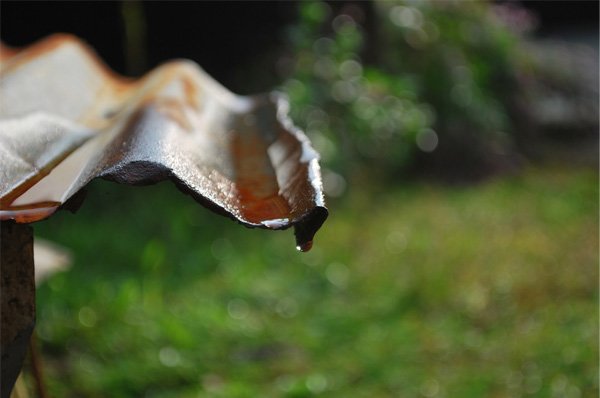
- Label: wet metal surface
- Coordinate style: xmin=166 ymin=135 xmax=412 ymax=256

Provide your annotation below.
xmin=0 ymin=35 xmax=327 ymax=249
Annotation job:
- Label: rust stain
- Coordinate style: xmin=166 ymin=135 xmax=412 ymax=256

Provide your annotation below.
xmin=0 ymin=201 xmax=60 ymax=224
xmin=182 ymin=75 xmax=201 ymax=110
xmin=0 ymin=42 xmax=17 ymax=61
xmin=231 ymin=129 xmax=291 ymax=225
xmin=0 ymin=34 xmax=328 ymax=249
xmin=153 ymin=98 xmax=194 ymax=132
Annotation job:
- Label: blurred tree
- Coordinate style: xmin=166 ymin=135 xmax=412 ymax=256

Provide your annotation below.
xmin=280 ymin=1 xmax=531 ymax=181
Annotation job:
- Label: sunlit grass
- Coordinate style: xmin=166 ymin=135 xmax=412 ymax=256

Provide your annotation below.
xmin=32 ymin=165 xmax=598 ymax=397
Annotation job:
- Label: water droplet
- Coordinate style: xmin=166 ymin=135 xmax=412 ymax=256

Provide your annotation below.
xmin=296 ymin=240 xmax=313 ymax=252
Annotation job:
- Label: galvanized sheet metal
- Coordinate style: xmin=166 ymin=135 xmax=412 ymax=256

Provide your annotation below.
xmin=0 ymin=35 xmax=327 ymax=250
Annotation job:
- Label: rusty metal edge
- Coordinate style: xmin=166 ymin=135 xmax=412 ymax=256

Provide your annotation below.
xmin=1 ymin=34 xmax=328 ymax=248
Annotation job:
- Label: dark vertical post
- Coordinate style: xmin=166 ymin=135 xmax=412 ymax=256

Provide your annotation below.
xmin=1 ymin=222 xmax=35 ymax=398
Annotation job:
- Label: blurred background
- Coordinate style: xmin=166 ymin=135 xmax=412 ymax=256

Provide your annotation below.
xmin=1 ymin=1 xmax=598 ymax=397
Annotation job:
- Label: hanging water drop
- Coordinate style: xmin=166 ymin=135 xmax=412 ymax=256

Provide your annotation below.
xmin=296 ymin=240 xmax=313 ymax=252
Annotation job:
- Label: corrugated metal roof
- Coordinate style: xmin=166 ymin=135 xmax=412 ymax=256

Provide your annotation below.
xmin=0 ymin=34 xmax=327 ymax=250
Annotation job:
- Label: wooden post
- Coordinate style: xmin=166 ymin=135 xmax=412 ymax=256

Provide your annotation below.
xmin=1 ymin=221 xmax=35 ymax=398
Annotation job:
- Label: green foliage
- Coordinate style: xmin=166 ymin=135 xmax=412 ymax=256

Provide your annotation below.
xmin=281 ymin=1 xmax=524 ymax=176
xmin=32 ymin=166 xmax=598 ymax=396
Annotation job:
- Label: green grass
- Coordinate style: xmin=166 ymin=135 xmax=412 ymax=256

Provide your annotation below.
xmin=31 ymin=165 xmax=598 ymax=397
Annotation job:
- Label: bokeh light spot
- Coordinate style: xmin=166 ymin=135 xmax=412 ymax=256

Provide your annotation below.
xmin=416 ymin=129 xmax=439 ymax=152
xmin=159 ymin=346 xmax=181 ymax=367
xmin=78 ymin=306 xmax=97 ymax=328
